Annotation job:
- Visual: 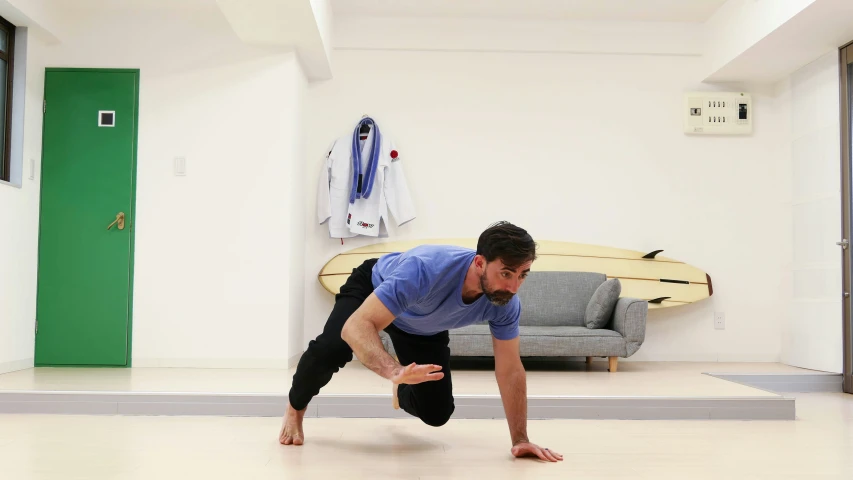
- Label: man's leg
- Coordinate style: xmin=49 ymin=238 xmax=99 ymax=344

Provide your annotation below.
xmin=280 ymin=258 xmax=378 ymax=445
xmin=384 ymin=323 xmax=454 ymax=427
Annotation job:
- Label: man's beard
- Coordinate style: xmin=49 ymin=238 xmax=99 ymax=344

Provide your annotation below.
xmin=479 ymin=272 xmax=514 ymax=306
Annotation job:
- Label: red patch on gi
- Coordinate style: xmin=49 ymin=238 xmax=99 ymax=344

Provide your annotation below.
xmin=390 ymin=150 xmax=398 ymax=159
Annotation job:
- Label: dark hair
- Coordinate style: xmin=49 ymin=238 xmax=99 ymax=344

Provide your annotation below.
xmin=476 ymin=221 xmax=537 ymax=268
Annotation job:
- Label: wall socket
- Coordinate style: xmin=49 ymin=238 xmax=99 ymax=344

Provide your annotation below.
xmin=174 ymin=157 xmax=187 ymax=176
xmin=714 ymin=312 xmax=726 ymax=330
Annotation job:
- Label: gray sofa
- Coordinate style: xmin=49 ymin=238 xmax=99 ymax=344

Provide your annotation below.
xmin=380 ymin=271 xmax=648 ymax=372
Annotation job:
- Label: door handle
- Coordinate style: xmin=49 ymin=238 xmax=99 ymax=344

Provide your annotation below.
xmin=107 ymin=212 xmax=125 ymax=231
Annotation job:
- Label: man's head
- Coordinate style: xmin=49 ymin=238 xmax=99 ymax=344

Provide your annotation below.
xmin=474 ymin=221 xmax=538 ymax=306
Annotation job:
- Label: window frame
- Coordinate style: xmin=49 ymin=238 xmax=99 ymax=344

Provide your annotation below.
xmin=0 ymin=15 xmax=14 ymax=183
xmin=840 ymin=41 xmax=853 ymax=394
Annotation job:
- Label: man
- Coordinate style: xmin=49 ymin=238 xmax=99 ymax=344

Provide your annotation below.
xmin=279 ymin=222 xmax=563 ymax=462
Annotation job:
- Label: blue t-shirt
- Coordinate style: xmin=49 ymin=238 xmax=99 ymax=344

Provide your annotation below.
xmin=371 ymin=245 xmax=521 ymax=340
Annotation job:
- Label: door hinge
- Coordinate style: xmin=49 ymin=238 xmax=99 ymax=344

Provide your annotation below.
xmin=43 ymin=100 xmax=45 ymax=114
xmin=35 ymin=319 xmax=38 ymax=335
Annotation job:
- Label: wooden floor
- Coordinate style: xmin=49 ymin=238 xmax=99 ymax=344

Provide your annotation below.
xmin=0 ymin=392 xmax=850 ymax=479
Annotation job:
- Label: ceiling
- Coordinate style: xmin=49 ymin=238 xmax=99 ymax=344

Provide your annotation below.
xmin=331 ymin=0 xmax=729 ymax=22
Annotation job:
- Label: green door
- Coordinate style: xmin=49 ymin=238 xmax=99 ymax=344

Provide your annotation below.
xmin=35 ymin=69 xmax=139 ymax=366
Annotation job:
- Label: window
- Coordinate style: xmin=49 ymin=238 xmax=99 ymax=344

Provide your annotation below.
xmin=0 ymin=15 xmax=13 ymax=183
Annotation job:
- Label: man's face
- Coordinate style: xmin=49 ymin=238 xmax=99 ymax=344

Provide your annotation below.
xmin=478 ymin=257 xmax=532 ymax=306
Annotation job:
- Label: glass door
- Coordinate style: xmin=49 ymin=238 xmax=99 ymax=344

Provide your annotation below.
xmin=841 ymin=42 xmax=853 ymax=394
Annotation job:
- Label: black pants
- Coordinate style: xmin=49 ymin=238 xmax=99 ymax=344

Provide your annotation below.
xmin=288 ymin=258 xmax=455 ymax=427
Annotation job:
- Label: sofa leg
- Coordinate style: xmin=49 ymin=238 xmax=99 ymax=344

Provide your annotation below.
xmin=608 ymin=357 xmax=618 ymax=372
xmin=586 ymin=356 xmax=593 ymax=365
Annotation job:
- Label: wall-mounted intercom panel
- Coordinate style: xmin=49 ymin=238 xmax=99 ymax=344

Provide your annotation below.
xmin=684 ymin=92 xmax=752 ymax=135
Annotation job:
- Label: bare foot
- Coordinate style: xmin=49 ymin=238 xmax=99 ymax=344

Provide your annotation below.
xmin=279 ymin=401 xmax=306 ymax=445
xmin=392 ymin=383 xmax=400 ymax=410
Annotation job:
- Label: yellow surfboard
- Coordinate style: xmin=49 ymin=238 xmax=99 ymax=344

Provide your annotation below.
xmin=318 ymin=239 xmax=713 ymax=310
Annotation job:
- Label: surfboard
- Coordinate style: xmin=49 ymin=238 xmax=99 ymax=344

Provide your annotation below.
xmin=317 ymin=239 xmax=712 ymax=310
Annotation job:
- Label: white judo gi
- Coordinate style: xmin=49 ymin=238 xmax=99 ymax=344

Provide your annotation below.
xmin=317 ymin=119 xmax=416 ymax=238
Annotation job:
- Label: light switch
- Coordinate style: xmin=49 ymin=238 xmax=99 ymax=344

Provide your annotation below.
xmin=29 ymin=158 xmax=35 ymax=180
xmin=174 ymin=157 xmax=186 ymax=176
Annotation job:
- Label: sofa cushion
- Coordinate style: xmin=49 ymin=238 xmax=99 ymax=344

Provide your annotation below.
xmin=516 ymin=271 xmax=607 ymax=327
xmin=585 ymin=278 xmax=622 ymax=329
xmin=451 ymin=324 xmax=622 ymax=338
xmin=446 ymin=324 xmax=627 ymax=357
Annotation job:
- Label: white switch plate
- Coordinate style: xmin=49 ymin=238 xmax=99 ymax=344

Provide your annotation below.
xmin=174 ymin=157 xmax=186 ymax=176
xmin=714 ymin=312 xmax=726 ymax=330
xmin=684 ymin=92 xmax=752 ymax=135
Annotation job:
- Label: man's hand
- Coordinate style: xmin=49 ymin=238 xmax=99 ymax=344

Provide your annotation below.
xmin=511 ymin=442 xmax=563 ymax=462
xmin=390 ymin=362 xmax=444 ymax=385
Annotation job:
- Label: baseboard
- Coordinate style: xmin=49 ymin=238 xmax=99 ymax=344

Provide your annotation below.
xmin=716 ymin=353 xmax=783 ymax=363
xmin=131 ymin=358 xmax=291 ymax=369
xmin=620 ymin=352 xmax=721 ymax=362
xmin=287 ymin=352 xmax=302 ymax=369
xmin=0 ymin=358 xmax=33 ymax=375
xmin=0 ymin=391 xmax=795 ymax=420
xmin=708 ymin=373 xmax=843 ymax=393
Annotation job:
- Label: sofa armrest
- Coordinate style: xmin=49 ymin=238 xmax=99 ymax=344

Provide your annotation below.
xmin=609 ymin=297 xmax=648 ymax=356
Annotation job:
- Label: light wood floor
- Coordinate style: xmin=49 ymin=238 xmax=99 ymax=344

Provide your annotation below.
xmin=0 ymin=392 xmax=851 ymax=479
xmin=0 ymin=361 xmax=817 ymax=398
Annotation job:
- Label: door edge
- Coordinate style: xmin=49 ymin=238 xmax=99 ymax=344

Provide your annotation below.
xmin=126 ymin=69 xmax=140 ymax=368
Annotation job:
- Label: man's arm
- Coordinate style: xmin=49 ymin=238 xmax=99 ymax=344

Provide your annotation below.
xmin=341 ymin=293 xmax=444 ymax=384
xmin=493 ymin=336 xmax=529 ymax=444
xmin=340 ymin=293 xmax=399 ymax=379
xmin=493 ymin=335 xmax=562 ymax=462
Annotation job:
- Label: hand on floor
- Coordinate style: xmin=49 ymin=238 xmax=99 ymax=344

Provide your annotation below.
xmin=511 ymin=442 xmax=563 ymax=462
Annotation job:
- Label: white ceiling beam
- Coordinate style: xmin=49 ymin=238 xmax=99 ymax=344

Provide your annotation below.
xmin=703 ymin=0 xmax=853 ymax=83
xmin=0 ymin=0 xmax=66 ymax=43
xmin=215 ymin=0 xmax=332 ymax=81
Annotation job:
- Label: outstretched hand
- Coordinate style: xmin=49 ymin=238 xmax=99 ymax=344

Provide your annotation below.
xmin=511 ymin=442 xmax=563 ymax=462
xmin=390 ymin=362 xmax=444 ymax=385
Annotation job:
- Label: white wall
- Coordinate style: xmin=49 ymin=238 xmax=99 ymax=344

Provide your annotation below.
xmin=336 ymin=16 xmax=703 ymax=56
xmin=21 ymin=3 xmax=306 ymax=368
xmin=5 ymin=5 xmax=843 ymax=369
xmin=0 ymin=27 xmax=46 ymax=375
xmin=779 ymin=50 xmax=844 ymax=373
xmin=302 ymin=42 xmax=791 ymax=362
